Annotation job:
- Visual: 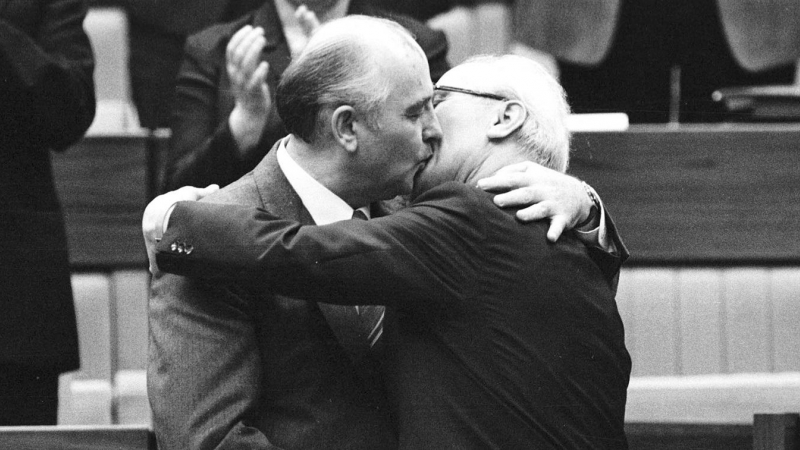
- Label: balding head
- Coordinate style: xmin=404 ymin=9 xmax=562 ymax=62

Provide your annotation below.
xmin=276 ymin=15 xmax=427 ymax=143
xmin=445 ymin=55 xmax=571 ymax=172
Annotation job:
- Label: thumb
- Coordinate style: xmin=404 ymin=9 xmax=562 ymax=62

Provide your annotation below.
xmin=201 ymin=184 xmax=220 ymax=196
xmin=296 ymin=5 xmax=321 ymax=37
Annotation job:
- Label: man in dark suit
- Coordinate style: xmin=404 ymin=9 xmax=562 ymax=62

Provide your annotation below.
xmin=160 ymin=0 xmax=450 ymax=192
xmin=147 ymin=16 xmax=625 ymax=450
xmin=0 ymin=0 xmax=95 ymax=425
xmin=115 ymin=0 xmax=263 ymax=129
xmin=150 ymin=53 xmax=631 ymax=449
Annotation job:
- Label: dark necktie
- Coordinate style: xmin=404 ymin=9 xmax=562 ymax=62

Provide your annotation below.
xmin=350 ymin=209 xmax=385 ymax=350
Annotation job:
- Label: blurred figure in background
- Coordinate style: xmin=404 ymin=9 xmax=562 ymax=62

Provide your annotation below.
xmin=0 ymin=0 xmax=96 ymax=425
xmin=159 ymin=0 xmax=449 ymax=192
xmin=369 ymin=0 xmax=510 ymax=22
xmin=116 ymin=0 xmax=262 ymax=129
xmin=515 ymin=0 xmax=800 ymax=123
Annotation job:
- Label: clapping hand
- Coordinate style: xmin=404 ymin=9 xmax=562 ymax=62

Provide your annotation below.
xmin=227 ymin=25 xmax=271 ymax=154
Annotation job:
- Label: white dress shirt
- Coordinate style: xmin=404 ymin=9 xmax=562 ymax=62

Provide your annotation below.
xmin=277 ymin=139 xmax=369 ymax=224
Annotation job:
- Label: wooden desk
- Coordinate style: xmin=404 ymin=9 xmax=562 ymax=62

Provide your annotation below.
xmin=0 ymin=425 xmax=155 ymax=450
xmin=54 ymin=126 xmax=800 ymax=267
xmin=571 ymin=125 xmax=800 ymax=264
xmin=53 ymin=134 xmax=154 ymax=268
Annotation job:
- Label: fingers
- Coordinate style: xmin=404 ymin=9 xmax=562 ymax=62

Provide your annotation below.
xmin=477 ymin=162 xmax=548 ymax=192
xmin=144 ymin=185 xmax=216 ymax=276
xmin=478 ymin=172 xmax=531 ymax=192
xmin=492 ymin=161 xmax=534 ymax=176
xmin=514 ymin=202 xmax=550 ymax=222
xmin=511 ymin=203 xmax=567 ymax=242
xmin=546 ymin=216 xmax=569 ymax=242
xmin=246 ymin=61 xmax=269 ymax=96
xmin=199 ymin=184 xmax=220 ymax=198
xmin=492 ymin=186 xmax=546 ymax=208
xmin=226 ymin=26 xmax=266 ymax=85
xmin=174 ymin=184 xmax=217 ymax=202
xmin=295 ymin=5 xmax=321 ymax=37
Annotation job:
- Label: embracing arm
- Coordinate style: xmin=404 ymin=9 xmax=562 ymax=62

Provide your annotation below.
xmin=155 ymin=185 xmax=481 ymax=312
xmin=0 ymin=0 xmax=95 ymax=151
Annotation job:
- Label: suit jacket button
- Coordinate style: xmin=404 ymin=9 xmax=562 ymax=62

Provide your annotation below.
xmin=184 ymin=244 xmax=194 ymax=255
xmin=170 ymin=242 xmax=178 ymax=252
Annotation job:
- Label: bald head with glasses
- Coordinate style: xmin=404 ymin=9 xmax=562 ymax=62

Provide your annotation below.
xmin=414 ymin=54 xmax=572 ymax=198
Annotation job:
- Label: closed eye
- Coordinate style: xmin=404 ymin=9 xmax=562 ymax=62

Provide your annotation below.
xmin=433 ymin=91 xmax=448 ymax=108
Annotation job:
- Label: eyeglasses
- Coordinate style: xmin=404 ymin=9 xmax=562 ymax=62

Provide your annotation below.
xmin=433 ymin=85 xmax=508 ymax=102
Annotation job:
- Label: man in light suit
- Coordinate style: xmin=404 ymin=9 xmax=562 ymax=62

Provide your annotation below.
xmin=146 ymin=15 xmax=619 ymax=450
xmin=149 ymin=53 xmax=631 ymax=448
xmin=515 ymin=0 xmax=800 ymax=122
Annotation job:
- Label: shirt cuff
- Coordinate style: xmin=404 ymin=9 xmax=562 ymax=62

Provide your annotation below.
xmin=160 ymin=202 xmax=179 ymax=238
xmin=575 ymin=187 xmax=617 ymax=254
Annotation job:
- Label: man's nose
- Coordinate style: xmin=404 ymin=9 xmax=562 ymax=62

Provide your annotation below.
xmin=422 ymin=110 xmax=443 ymax=147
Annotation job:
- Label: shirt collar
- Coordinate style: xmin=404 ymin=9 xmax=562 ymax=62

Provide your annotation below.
xmin=277 ymin=139 xmax=369 ymax=225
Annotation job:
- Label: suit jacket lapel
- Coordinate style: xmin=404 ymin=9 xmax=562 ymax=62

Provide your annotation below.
xmin=252 ymin=141 xmax=375 ymax=365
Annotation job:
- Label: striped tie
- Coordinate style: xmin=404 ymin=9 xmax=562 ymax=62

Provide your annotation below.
xmin=351 ymin=209 xmax=384 ymax=349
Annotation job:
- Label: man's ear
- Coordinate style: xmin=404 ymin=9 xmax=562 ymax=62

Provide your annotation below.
xmin=487 ymin=100 xmax=526 ymax=140
xmin=330 ymin=105 xmax=358 ymax=152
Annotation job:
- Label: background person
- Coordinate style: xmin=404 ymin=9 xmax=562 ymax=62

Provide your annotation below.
xmin=160 ymin=0 xmax=449 ymax=192
xmin=0 ymin=0 xmax=96 ymax=425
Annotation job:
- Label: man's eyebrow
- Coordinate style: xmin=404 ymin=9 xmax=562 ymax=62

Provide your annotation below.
xmin=405 ymin=95 xmax=433 ymax=114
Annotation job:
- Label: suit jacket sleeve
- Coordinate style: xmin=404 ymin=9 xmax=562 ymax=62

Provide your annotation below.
xmin=592 ymin=208 xmax=628 ymax=294
xmin=157 ymin=183 xmax=487 ymax=315
xmin=0 ymin=0 xmax=95 ymax=151
xmin=158 ymin=184 xmax=627 ymax=298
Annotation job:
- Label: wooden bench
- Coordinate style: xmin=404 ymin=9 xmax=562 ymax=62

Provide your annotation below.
xmin=0 ymin=425 xmax=155 ymax=450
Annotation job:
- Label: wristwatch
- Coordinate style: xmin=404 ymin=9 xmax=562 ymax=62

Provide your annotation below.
xmin=576 ymin=181 xmax=600 ymax=229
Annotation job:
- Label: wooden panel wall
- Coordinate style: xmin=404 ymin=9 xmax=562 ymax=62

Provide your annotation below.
xmin=570 ymin=125 xmax=800 ymax=264
xmin=52 ymin=134 xmax=151 ymax=268
xmin=617 ymin=267 xmax=800 ymax=377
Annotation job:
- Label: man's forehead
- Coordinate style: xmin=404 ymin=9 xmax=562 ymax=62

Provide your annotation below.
xmin=439 ymin=63 xmax=494 ymax=90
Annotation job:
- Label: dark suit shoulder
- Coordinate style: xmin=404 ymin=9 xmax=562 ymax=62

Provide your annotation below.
xmin=185 ymin=13 xmax=255 ymax=54
xmin=412 ymin=181 xmax=501 ymax=217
